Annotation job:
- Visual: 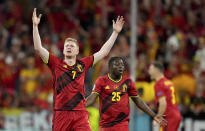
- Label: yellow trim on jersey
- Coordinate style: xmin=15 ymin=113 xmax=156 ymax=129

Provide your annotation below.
xmin=130 ymin=95 xmax=139 ymax=98
xmin=67 ymin=62 xmax=76 ymax=66
xmin=108 ymin=74 xmax=122 ymax=83
xmin=42 ymin=54 xmax=49 ymax=64
xmin=92 ymin=92 xmax=100 ymax=95
xmin=160 ymin=126 xmax=163 ymax=131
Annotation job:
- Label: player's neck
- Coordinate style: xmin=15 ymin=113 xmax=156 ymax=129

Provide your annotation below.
xmin=64 ymin=56 xmax=76 ymax=66
xmin=109 ymin=73 xmax=122 ymax=81
xmin=155 ymin=74 xmax=164 ymax=81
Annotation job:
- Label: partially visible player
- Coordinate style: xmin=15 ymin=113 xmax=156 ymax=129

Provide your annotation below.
xmin=32 ymin=8 xmax=124 ymax=131
xmin=87 ymin=57 xmax=167 ymax=131
xmin=148 ymin=62 xmax=181 ymax=131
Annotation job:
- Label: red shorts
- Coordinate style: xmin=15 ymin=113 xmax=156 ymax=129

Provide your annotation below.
xmin=52 ymin=110 xmax=91 ymax=131
xmin=100 ymin=125 xmax=128 ymax=131
xmin=160 ymin=111 xmax=181 ymax=131
xmin=100 ymin=122 xmax=129 ymax=131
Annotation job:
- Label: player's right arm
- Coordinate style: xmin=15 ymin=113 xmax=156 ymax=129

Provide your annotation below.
xmin=154 ymin=83 xmax=167 ymax=116
xmin=86 ymin=93 xmax=99 ymax=107
xmin=158 ymin=96 xmax=167 ymax=115
xmin=32 ymin=8 xmax=49 ymax=63
xmin=86 ymin=77 xmax=102 ymax=106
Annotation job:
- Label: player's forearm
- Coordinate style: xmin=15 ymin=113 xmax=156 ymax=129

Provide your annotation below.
xmin=33 ymin=25 xmax=49 ymax=62
xmin=86 ymin=93 xmax=98 ymax=107
xmin=93 ymin=31 xmax=119 ymax=64
xmin=100 ymin=31 xmax=119 ymax=55
xmin=33 ymin=25 xmax=43 ymax=51
xmin=133 ymin=97 xmax=156 ymax=118
xmin=86 ymin=96 xmax=93 ymax=107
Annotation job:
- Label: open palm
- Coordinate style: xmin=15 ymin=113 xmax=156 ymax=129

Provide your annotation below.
xmin=113 ymin=16 xmax=125 ymax=33
xmin=32 ymin=8 xmax=42 ymax=26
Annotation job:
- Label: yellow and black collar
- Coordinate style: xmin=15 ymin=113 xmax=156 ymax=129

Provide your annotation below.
xmin=107 ymin=74 xmax=122 ymax=83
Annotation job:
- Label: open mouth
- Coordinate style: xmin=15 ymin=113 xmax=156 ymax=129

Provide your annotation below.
xmin=118 ymin=69 xmax=124 ymax=73
xmin=67 ymin=50 xmax=71 ymax=53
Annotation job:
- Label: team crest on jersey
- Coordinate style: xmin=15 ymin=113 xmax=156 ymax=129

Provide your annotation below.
xmin=105 ymin=85 xmax=110 ymax=90
xmin=63 ymin=65 xmax=68 ymax=68
xmin=77 ymin=64 xmax=83 ymax=72
xmin=122 ymin=84 xmax=127 ymax=92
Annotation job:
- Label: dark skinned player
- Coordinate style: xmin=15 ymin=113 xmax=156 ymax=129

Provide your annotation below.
xmin=87 ymin=57 xmax=167 ymax=131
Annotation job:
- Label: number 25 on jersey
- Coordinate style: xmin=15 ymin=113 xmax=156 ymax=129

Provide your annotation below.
xmin=112 ymin=92 xmax=121 ymax=101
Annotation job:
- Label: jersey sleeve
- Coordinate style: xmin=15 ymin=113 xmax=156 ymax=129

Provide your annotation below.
xmin=154 ymin=82 xmax=166 ymax=99
xmin=128 ymin=79 xmax=138 ymax=97
xmin=92 ymin=77 xmax=102 ymax=95
xmin=81 ymin=56 xmax=94 ymax=71
xmin=47 ymin=53 xmax=59 ymax=70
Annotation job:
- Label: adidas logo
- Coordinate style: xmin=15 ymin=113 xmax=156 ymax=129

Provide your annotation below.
xmin=105 ymin=86 xmax=110 ymax=90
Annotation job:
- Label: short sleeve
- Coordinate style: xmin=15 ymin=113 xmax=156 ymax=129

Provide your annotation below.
xmin=81 ymin=56 xmax=94 ymax=71
xmin=47 ymin=53 xmax=59 ymax=70
xmin=92 ymin=77 xmax=102 ymax=95
xmin=128 ymin=79 xmax=138 ymax=97
xmin=154 ymin=83 xmax=166 ymax=99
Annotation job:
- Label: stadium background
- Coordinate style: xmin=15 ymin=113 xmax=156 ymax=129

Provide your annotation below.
xmin=0 ymin=0 xmax=205 ymax=130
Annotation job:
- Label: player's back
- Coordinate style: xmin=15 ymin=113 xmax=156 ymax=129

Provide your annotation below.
xmin=154 ymin=77 xmax=180 ymax=116
xmin=154 ymin=78 xmax=181 ymax=131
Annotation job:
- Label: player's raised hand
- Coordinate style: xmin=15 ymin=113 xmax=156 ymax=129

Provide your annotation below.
xmin=32 ymin=8 xmax=42 ymax=26
xmin=153 ymin=114 xmax=167 ymax=126
xmin=113 ymin=16 xmax=125 ymax=33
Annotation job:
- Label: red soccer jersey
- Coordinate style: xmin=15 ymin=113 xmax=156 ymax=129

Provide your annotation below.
xmin=154 ymin=77 xmax=180 ymax=116
xmin=93 ymin=74 xmax=138 ymax=128
xmin=47 ymin=53 xmax=93 ymax=111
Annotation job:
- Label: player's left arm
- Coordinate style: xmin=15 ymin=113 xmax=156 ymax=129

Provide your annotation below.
xmin=129 ymin=79 xmax=167 ymax=126
xmin=131 ymin=97 xmax=167 ymax=126
xmin=131 ymin=97 xmax=156 ymax=117
xmin=157 ymin=96 xmax=167 ymax=115
xmin=129 ymin=79 xmax=156 ymax=118
xmin=93 ymin=16 xmax=124 ymax=65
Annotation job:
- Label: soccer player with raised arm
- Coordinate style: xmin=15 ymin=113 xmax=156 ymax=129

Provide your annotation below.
xmin=87 ymin=57 xmax=167 ymax=131
xmin=32 ymin=8 xmax=124 ymax=131
xmin=148 ymin=62 xmax=181 ymax=131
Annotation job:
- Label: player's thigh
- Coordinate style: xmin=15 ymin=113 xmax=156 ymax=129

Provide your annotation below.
xmin=53 ymin=111 xmax=73 ymax=131
xmin=168 ymin=116 xmax=181 ymax=131
xmin=162 ymin=118 xmax=180 ymax=131
xmin=163 ymin=112 xmax=181 ymax=131
xmin=100 ymin=125 xmax=129 ymax=131
xmin=73 ymin=111 xmax=91 ymax=131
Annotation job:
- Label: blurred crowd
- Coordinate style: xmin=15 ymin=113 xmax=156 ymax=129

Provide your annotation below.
xmin=0 ymin=0 xmax=205 ymax=129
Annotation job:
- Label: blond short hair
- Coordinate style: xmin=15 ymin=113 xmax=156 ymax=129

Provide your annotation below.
xmin=64 ymin=37 xmax=78 ymax=46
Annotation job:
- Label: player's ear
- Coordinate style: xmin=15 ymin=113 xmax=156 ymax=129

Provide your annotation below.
xmin=76 ymin=46 xmax=79 ymax=55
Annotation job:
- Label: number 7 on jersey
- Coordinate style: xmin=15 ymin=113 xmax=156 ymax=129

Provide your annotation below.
xmin=72 ymin=71 xmax=76 ymax=79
